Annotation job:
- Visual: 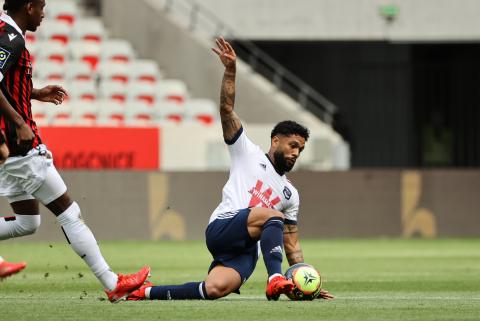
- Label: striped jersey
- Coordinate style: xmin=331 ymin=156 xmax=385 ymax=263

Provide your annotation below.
xmin=0 ymin=13 xmax=41 ymax=156
xmin=209 ymin=127 xmax=300 ymax=225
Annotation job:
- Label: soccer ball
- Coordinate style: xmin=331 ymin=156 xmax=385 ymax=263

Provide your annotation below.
xmin=284 ymin=263 xmax=322 ymax=301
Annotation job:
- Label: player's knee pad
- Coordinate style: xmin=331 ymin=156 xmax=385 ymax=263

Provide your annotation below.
xmin=13 ymin=215 xmax=41 ymax=236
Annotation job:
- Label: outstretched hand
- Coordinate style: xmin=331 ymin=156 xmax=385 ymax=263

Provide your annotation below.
xmin=212 ymin=37 xmax=236 ymax=69
xmin=316 ymin=288 xmax=335 ymax=300
xmin=35 ymin=85 xmax=68 ymax=105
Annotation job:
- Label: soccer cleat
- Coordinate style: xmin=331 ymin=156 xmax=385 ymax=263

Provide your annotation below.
xmin=126 ymin=281 xmax=153 ymax=301
xmin=265 ymin=275 xmax=294 ymax=301
xmin=105 ymin=266 xmax=151 ymax=303
xmin=0 ymin=260 xmax=27 ymax=279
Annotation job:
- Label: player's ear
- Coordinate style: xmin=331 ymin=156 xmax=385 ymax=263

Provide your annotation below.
xmin=271 ymin=136 xmax=280 ymax=148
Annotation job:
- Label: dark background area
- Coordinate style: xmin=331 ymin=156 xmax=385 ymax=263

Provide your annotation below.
xmin=236 ymin=41 xmax=480 ymax=168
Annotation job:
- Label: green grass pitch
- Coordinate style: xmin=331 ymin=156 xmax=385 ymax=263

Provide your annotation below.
xmin=1 ymin=239 xmax=479 ymax=321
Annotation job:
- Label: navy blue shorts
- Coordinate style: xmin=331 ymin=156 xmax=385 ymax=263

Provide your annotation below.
xmin=205 ymin=208 xmax=258 ymax=284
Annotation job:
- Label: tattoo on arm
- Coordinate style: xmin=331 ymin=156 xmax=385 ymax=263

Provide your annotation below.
xmin=219 ymin=67 xmax=242 ymax=141
xmin=286 ymin=250 xmax=304 ymax=265
xmin=283 ymin=224 xmax=298 ymax=234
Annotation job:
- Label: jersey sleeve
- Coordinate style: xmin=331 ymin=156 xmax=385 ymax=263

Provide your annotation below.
xmin=283 ymin=189 xmax=300 ymax=225
xmin=0 ymin=31 xmax=24 ymax=82
xmin=225 ymin=127 xmax=260 ymax=160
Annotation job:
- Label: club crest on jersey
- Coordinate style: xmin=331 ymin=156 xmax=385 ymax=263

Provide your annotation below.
xmin=0 ymin=46 xmax=11 ymax=69
xmin=283 ymin=186 xmax=292 ymax=200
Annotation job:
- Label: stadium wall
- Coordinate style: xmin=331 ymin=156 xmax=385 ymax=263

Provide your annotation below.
xmin=1 ymin=170 xmax=479 ymax=241
xmin=182 ymin=0 xmax=480 ymax=41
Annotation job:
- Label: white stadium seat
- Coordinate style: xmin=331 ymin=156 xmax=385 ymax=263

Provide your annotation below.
xmin=67 ymin=80 xmax=97 ymax=101
xmin=31 ymin=101 xmax=50 ymax=126
xmin=184 ymin=99 xmax=217 ymax=125
xmin=70 ymin=100 xmax=99 ymax=126
xmin=127 ymin=82 xmax=156 ymax=105
xmin=45 ymin=0 xmax=79 ymax=25
xmin=37 ymin=20 xmax=72 ymax=44
xmin=47 ymin=102 xmax=74 ymax=126
xmin=98 ymin=80 xmax=128 ymax=103
xmin=34 ymin=61 xmax=66 ymax=81
xmin=97 ymin=61 xmax=130 ymax=84
xmin=65 ymin=61 xmax=94 ymax=82
xmin=125 ymin=101 xmax=154 ymax=126
xmin=156 ymin=79 xmax=188 ymax=103
xmin=69 ymin=41 xmax=101 ymax=70
xmin=100 ymin=40 xmax=134 ymax=63
xmin=71 ymin=18 xmax=106 ymax=43
xmin=155 ymin=101 xmax=185 ymax=124
xmin=36 ymin=41 xmax=68 ymax=64
xmin=129 ymin=60 xmax=162 ymax=83
xmin=97 ymin=100 xmax=126 ymax=126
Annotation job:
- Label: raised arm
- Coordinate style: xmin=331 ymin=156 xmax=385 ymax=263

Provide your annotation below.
xmin=212 ymin=37 xmax=242 ymax=141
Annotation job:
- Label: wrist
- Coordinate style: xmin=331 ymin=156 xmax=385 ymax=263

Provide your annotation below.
xmin=225 ymin=64 xmax=236 ymax=73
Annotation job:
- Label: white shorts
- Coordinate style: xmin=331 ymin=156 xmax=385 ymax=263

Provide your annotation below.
xmin=0 ymin=145 xmax=67 ymax=205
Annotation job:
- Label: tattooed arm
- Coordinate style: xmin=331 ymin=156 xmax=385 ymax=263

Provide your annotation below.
xmin=212 ymin=37 xmax=242 ymax=141
xmin=283 ymin=223 xmax=304 ymax=265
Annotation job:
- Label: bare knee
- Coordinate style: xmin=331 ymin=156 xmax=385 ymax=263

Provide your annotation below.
xmin=205 ymin=280 xmax=233 ymax=299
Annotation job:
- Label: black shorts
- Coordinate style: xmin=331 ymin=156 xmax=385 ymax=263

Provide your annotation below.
xmin=205 ymin=208 xmax=259 ymax=285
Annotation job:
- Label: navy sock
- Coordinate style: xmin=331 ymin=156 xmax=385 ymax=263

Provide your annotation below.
xmin=260 ymin=217 xmax=285 ymax=277
xmin=149 ymin=281 xmax=211 ymax=300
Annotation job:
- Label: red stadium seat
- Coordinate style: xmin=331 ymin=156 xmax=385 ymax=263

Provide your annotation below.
xmin=184 ymin=99 xmax=217 ymax=125
xmin=99 ymin=81 xmax=128 ymax=103
xmin=156 ymin=79 xmax=188 ymax=104
xmin=72 ymin=18 xmax=106 ymax=43
xmin=45 ymin=0 xmax=78 ymax=26
xmin=69 ymin=41 xmax=101 ymax=70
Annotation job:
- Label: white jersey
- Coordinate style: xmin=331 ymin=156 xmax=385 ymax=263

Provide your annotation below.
xmin=209 ymin=128 xmax=300 ymax=224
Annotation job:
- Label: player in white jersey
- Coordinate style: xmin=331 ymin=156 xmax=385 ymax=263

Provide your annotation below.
xmin=127 ymin=37 xmax=333 ymax=301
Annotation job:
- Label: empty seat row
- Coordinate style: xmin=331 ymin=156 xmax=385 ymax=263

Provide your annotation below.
xmin=31 ymin=99 xmax=218 ymax=127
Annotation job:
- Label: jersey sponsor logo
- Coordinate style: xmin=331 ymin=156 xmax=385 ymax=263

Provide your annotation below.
xmin=248 ymin=180 xmax=281 ymax=208
xmin=8 ymin=33 xmax=17 ymax=41
xmin=0 ymin=46 xmax=11 ymax=69
xmin=283 ymin=186 xmax=292 ymax=200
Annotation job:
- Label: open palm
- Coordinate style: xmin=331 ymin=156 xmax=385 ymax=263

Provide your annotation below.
xmin=212 ymin=37 xmax=236 ymax=68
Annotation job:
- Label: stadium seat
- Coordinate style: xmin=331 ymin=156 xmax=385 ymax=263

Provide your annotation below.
xmin=154 ymin=101 xmax=184 ymax=124
xmin=65 ymin=61 xmax=94 ymax=82
xmin=67 ymin=80 xmax=97 ymax=101
xmin=125 ymin=101 xmax=154 ymax=126
xmin=97 ymin=100 xmax=126 ymax=126
xmin=36 ymin=41 xmax=68 ymax=64
xmin=70 ymin=100 xmax=99 ymax=126
xmin=99 ymin=80 xmax=128 ymax=103
xmin=47 ymin=102 xmax=74 ymax=126
xmin=156 ymin=79 xmax=188 ymax=103
xmin=71 ymin=18 xmax=106 ymax=43
xmin=26 ymin=32 xmax=36 ymax=44
xmin=184 ymin=99 xmax=217 ymax=125
xmin=45 ymin=0 xmax=78 ymax=25
xmin=31 ymin=101 xmax=50 ymax=126
xmin=69 ymin=41 xmax=101 ymax=70
xmin=129 ymin=60 xmax=162 ymax=83
xmin=26 ymin=41 xmax=39 ymax=66
xmin=100 ymin=40 xmax=134 ymax=64
xmin=37 ymin=20 xmax=72 ymax=45
xmin=97 ymin=61 xmax=130 ymax=84
xmin=34 ymin=61 xmax=66 ymax=81
xmin=127 ymin=82 xmax=156 ymax=105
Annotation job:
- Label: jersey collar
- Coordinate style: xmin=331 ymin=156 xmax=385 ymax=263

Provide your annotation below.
xmin=0 ymin=13 xmax=26 ymax=39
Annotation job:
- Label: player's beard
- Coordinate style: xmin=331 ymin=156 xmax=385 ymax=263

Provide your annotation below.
xmin=273 ymin=150 xmax=294 ymax=173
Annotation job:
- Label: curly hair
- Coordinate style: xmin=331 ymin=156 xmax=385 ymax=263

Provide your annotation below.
xmin=271 ymin=120 xmax=310 ymax=141
xmin=3 ymin=0 xmax=35 ymax=12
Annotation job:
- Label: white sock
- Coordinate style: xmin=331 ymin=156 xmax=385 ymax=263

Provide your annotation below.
xmin=145 ymin=287 xmax=152 ymax=299
xmin=57 ymin=202 xmax=118 ymax=291
xmin=268 ymin=273 xmax=283 ymax=282
xmin=0 ymin=215 xmax=41 ymax=240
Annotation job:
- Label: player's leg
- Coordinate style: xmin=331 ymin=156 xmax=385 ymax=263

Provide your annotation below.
xmin=0 ymin=256 xmax=27 ymax=279
xmin=33 ymin=165 xmax=149 ymax=302
xmin=247 ymin=207 xmax=294 ymax=300
xmin=0 ymin=197 xmax=41 ymax=240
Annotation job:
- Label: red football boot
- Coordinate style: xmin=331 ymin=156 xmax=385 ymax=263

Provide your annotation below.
xmin=126 ymin=281 xmax=153 ymax=301
xmin=265 ymin=275 xmax=294 ymax=301
xmin=105 ymin=266 xmax=150 ymax=303
xmin=0 ymin=260 xmax=26 ymax=279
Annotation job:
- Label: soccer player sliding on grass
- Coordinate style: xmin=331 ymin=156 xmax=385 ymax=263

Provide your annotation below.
xmin=0 ymin=0 xmax=149 ymax=302
xmin=128 ymin=37 xmax=334 ymax=301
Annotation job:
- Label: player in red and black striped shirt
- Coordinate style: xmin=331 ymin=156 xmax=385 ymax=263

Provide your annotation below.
xmin=0 ymin=0 xmax=150 ymax=301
